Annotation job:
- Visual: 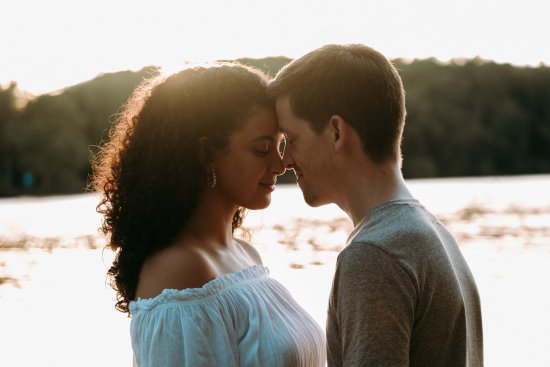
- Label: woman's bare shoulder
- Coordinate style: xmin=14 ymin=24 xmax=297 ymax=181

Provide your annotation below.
xmin=234 ymin=237 xmax=263 ymax=265
xmin=135 ymin=245 xmax=215 ymax=300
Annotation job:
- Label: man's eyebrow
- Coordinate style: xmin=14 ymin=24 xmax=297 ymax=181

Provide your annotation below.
xmin=279 ymin=128 xmax=293 ymax=136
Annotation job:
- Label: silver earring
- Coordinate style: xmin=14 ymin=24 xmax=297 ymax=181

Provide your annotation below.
xmin=208 ymin=169 xmax=217 ymax=188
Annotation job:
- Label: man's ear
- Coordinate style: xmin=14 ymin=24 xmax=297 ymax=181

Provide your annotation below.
xmin=328 ymin=115 xmax=347 ymax=151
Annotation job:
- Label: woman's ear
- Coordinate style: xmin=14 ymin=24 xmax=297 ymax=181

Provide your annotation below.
xmin=198 ymin=136 xmax=213 ymax=165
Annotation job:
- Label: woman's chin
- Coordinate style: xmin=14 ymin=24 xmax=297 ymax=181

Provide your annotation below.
xmin=243 ymin=196 xmax=271 ymax=211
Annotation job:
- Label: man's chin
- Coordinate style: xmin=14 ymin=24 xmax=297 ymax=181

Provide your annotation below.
xmin=296 ymin=179 xmax=327 ymax=206
xmin=305 ymin=200 xmax=327 ymax=208
xmin=301 ymin=189 xmax=326 ymax=208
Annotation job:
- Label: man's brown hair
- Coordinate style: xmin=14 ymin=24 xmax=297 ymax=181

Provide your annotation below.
xmin=268 ymin=44 xmax=406 ymax=164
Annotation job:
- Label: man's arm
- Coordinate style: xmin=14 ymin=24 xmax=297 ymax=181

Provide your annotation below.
xmin=327 ymin=242 xmax=417 ymax=366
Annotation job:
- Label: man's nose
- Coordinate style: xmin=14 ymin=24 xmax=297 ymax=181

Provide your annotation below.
xmin=281 ymin=150 xmax=295 ymax=170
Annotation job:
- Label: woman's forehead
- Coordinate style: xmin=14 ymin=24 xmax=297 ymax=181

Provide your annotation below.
xmin=235 ymin=108 xmax=280 ymax=139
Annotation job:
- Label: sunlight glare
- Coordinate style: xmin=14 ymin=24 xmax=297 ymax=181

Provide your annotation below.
xmin=1 ymin=0 xmax=549 ymax=94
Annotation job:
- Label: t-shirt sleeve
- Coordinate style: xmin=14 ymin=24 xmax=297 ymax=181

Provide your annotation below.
xmin=130 ymin=302 xmax=238 ymax=367
xmin=327 ymin=242 xmax=417 ymax=366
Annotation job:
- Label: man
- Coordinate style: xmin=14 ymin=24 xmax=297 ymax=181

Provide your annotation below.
xmin=268 ymin=44 xmax=483 ymax=366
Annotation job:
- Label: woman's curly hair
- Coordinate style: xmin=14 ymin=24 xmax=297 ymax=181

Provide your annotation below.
xmin=91 ymin=63 xmax=272 ymax=315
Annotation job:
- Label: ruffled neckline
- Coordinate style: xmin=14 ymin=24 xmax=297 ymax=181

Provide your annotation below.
xmin=129 ymin=265 xmax=269 ymax=312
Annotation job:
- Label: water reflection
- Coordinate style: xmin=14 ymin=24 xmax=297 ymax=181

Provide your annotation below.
xmin=1 ymin=176 xmax=550 ymax=367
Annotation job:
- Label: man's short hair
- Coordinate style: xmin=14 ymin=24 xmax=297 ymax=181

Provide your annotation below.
xmin=268 ymin=44 xmax=406 ymax=164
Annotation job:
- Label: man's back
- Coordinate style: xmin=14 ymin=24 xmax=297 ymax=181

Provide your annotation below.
xmin=327 ymin=199 xmax=483 ymax=366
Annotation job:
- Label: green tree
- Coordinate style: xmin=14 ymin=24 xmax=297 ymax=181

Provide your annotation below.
xmin=14 ymin=93 xmax=89 ymax=194
xmin=0 ymin=83 xmax=21 ymax=195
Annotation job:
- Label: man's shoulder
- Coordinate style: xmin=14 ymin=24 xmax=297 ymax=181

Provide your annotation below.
xmin=351 ymin=200 xmax=437 ymax=246
xmin=343 ymin=199 xmax=459 ymax=274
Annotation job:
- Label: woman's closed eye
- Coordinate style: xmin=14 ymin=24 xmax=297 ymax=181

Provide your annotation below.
xmin=254 ymin=142 xmax=271 ymax=155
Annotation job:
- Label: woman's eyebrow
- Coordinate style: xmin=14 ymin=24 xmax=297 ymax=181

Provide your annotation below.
xmin=251 ymin=135 xmax=275 ymax=142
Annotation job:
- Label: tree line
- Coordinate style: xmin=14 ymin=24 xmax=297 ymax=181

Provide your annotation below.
xmin=0 ymin=57 xmax=549 ymax=196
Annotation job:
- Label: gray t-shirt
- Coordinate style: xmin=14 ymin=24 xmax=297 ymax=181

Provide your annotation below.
xmin=327 ymin=199 xmax=483 ymax=366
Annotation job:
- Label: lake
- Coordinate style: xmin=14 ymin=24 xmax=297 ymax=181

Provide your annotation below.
xmin=1 ymin=174 xmax=549 ymax=366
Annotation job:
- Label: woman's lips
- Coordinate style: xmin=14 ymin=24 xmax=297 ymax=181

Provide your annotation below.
xmin=259 ymin=181 xmax=276 ymax=191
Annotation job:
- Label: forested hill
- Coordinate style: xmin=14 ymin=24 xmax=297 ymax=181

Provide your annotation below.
xmin=1 ymin=57 xmax=549 ymax=196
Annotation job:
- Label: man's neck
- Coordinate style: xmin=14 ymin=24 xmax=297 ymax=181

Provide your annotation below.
xmin=337 ymin=162 xmax=414 ymax=226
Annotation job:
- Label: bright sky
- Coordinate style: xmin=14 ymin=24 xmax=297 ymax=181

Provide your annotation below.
xmin=2 ymin=0 xmax=549 ymax=95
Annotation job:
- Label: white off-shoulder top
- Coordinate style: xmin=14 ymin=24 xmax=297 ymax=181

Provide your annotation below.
xmin=129 ymin=265 xmax=326 ymax=367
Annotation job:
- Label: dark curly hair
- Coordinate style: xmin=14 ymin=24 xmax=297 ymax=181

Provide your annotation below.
xmin=91 ymin=63 xmax=272 ymax=315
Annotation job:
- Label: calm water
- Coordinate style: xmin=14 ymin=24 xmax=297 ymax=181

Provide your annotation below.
xmin=1 ymin=174 xmax=549 ymax=367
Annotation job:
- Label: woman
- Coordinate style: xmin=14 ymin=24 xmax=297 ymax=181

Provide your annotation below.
xmin=91 ymin=63 xmax=326 ymax=366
